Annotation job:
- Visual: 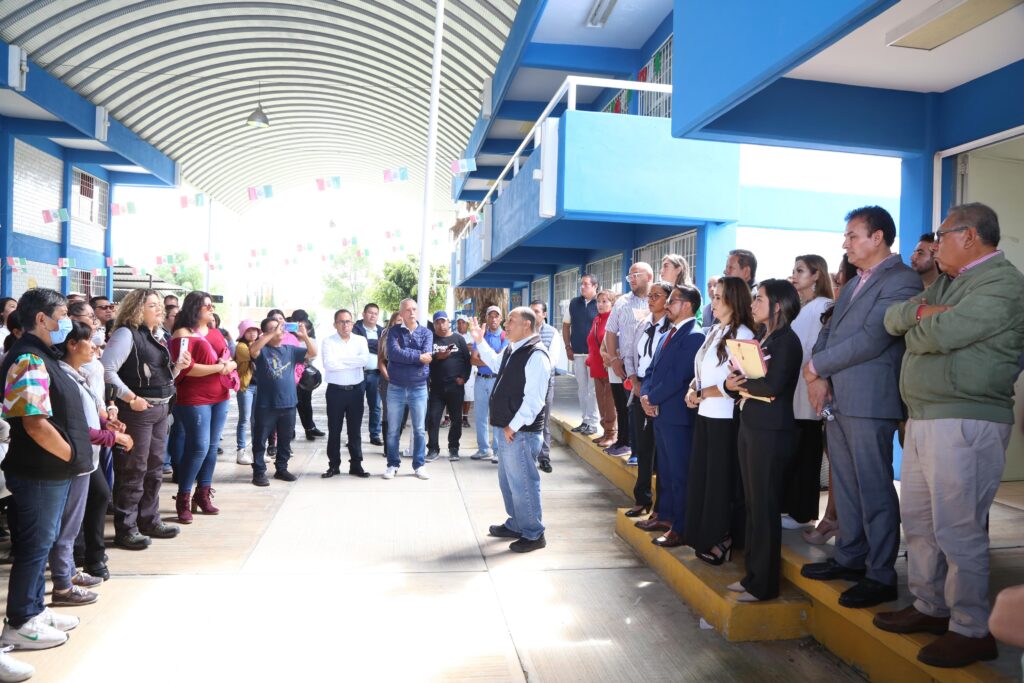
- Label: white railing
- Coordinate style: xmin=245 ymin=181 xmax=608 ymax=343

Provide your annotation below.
xmin=456 ymin=76 xmax=674 ymax=281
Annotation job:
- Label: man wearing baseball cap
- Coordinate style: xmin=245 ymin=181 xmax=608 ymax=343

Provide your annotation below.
xmin=470 ymin=306 xmax=508 ymax=462
xmin=426 ymin=311 xmax=472 ymax=462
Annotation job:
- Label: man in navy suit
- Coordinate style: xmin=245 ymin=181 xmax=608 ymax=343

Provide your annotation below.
xmin=639 ymin=284 xmax=705 ymax=548
xmin=800 ymin=206 xmax=922 ymax=609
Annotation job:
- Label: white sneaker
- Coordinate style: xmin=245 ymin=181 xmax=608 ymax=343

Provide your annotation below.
xmin=382 ymin=466 xmax=398 ymax=480
xmin=780 ymin=514 xmax=805 ymax=530
xmin=1 ymin=617 xmax=67 ymax=651
xmin=36 ymin=608 xmax=78 ymax=633
xmin=0 ymin=646 xmax=34 ymax=681
xmin=414 ymin=467 xmax=430 ymax=480
xmin=236 ymin=448 xmax=253 ymax=465
xmin=490 ymin=453 xmax=499 ymax=464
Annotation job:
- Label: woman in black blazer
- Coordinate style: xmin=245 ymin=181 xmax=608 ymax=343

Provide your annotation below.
xmin=725 ymin=279 xmax=803 ymax=602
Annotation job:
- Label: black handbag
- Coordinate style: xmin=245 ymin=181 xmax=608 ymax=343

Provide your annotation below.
xmin=298 ymin=363 xmax=322 ymax=392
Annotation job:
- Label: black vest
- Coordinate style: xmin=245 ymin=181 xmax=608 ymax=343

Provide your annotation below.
xmin=0 ymin=333 xmax=94 ymax=479
xmin=489 ymin=336 xmax=549 ymax=432
xmin=116 ymin=326 xmax=174 ymax=399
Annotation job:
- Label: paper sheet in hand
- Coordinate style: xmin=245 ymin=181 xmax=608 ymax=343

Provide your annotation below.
xmin=725 ymin=339 xmax=767 ymax=379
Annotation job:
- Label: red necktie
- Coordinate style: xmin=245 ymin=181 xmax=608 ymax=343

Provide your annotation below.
xmin=659 ymin=326 xmax=676 ymax=352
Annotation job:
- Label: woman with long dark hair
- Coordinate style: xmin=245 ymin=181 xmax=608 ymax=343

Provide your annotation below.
xmin=724 ymin=279 xmax=803 ymax=602
xmin=684 ymin=276 xmax=756 ymax=564
xmin=168 ymin=291 xmax=235 ymax=522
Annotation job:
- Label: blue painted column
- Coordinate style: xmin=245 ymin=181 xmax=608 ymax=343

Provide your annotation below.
xmin=898 ymin=153 xmax=934 ymax=263
xmin=60 ymin=155 xmax=73 ymax=295
xmin=700 ymin=221 xmax=737 ymax=289
xmin=0 ymin=131 xmax=13 ymax=296
xmin=104 ymin=187 xmax=113 ymax=299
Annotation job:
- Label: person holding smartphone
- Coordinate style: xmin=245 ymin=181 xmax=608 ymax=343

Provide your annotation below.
xmin=425 ymin=311 xmax=471 ymax=462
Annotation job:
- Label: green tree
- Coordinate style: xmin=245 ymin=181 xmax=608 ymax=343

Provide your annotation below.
xmin=322 ymin=245 xmax=373 ymax=311
xmin=368 ymin=256 xmax=448 ymax=314
xmin=153 ymin=252 xmax=205 ymax=292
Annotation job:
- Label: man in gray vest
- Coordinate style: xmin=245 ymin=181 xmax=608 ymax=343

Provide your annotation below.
xmin=469 ymin=307 xmax=552 ymax=553
xmin=562 ymin=274 xmax=599 ymax=435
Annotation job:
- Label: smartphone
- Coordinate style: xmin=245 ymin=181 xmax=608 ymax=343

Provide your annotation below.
xmin=284 ymin=322 xmax=299 ymax=333
xmin=179 ymin=337 xmax=188 ymax=355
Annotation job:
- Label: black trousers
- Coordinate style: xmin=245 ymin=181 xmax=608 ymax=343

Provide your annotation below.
xmin=629 ymin=398 xmax=657 ymax=507
xmin=326 ymin=383 xmax=365 ymax=469
xmin=609 ymin=382 xmax=630 ymax=449
xmin=738 ymin=422 xmax=794 ymax=600
xmin=782 ymin=419 xmax=824 ymax=523
xmin=427 ymin=383 xmax=464 ymax=452
xmin=74 ymin=466 xmax=111 ymax=567
xmin=685 ymin=415 xmax=745 ymax=553
xmin=296 ymin=386 xmax=317 ymax=432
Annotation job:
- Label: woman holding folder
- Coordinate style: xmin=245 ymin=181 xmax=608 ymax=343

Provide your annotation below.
xmin=684 ymin=277 xmax=755 ymax=564
xmin=724 ymin=279 xmax=803 ymax=602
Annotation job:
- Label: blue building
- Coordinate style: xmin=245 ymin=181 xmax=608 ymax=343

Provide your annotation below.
xmin=0 ymin=42 xmax=176 ymax=299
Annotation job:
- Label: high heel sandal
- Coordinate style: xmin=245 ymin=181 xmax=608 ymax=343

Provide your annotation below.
xmin=802 ymin=518 xmax=838 ymax=545
xmin=624 ymin=504 xmax=652 ymax=518
xmin=696 ymin=539 xmax=732 ymax=566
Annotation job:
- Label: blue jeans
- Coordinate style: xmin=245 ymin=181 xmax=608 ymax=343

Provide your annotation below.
xmin=5 ymin=473 xmax=72 ymax=627
xmin=494 ymin=428 xmax=545 ymax=541
xmin=474 ymin=376 xmax=497 ymax=454
xmin=386 ymin=383 xmax=427 ymax=469
xmin=167 ymin=414 xmax=185 ymax=470
xmin=236 ymin=385 xmax=255 ymax=450
xmin=364 ymin=371 xmax=382 ymax=439
xmin=173 ymin=400 xmax=229 ymax=493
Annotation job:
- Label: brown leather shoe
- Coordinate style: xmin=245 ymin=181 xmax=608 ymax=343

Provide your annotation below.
xmin=874 ymin=605 xmax=948 ymax=635
xmin=917 ymin=631 xmax=998 ymax=668
xmin=636 ymin=518 xmax=671 ymax=532
xmin=652 ymin=531 xmax=686 ymax=547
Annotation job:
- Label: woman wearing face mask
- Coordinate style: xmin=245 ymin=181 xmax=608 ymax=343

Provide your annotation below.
xmin=724 ymin=280 xmax=803 ymax=602
xmin=103 ymin=289 xmax=188 ymax=548
xmin=168 ymin=291 xmax=235 ymax=523
xmin=49 ymin=321 xmax=133 ymax=607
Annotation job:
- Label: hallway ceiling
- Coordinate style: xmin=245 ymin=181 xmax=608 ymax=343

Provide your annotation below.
xmin=0 ymin=1 xmax=518 ymax=213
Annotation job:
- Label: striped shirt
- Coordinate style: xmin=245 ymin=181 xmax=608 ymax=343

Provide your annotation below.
xmin=605 ymin=292 xmax=649 ymax=378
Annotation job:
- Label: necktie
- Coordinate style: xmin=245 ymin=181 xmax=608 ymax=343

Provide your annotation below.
xmin=652 ymin=326 xmax=676 ymax=365
xmin=497 ymin=346 xmax=512 ymax=376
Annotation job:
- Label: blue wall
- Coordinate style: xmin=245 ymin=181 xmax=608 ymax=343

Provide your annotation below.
xmin=493 ymin=151 xmax=545 ymax=256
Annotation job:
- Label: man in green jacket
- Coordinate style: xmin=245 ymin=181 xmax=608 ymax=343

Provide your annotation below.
xmin=877 ymin=202 xmax=1024 ymax=669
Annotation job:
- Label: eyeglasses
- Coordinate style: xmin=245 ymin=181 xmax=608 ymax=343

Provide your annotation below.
xmin=95 ymin=304 xmax=114 ymax=311
xmin=626 ymin=273 xmax=646 ymax=281
xmin=336 ymin=320 xmax=354 ymax=326
xmin=666 ymin=298 xmax=684 ymax=306
xmin=201 ymin=303 xmax=216 ymax=311
xmin=933 ymin=226 xmax=969 ymax=242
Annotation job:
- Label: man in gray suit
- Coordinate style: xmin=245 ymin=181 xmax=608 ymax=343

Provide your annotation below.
xmin=799 ymin=206 xmax=922 ymax=609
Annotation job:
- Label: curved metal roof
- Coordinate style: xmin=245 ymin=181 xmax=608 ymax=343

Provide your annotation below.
xmin=0 ymin=1 xmax=516 ymax=212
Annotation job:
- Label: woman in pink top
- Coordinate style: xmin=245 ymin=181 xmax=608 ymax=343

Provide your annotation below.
xmin=168 ymin=292 xmax=236 ymax=523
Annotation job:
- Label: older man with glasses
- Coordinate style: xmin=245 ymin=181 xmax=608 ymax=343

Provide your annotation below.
xmin=877 ymin=203 xmax=1024 ymax=668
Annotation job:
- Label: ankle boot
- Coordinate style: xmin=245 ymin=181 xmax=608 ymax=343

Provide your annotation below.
xmin=174 ymin=493 xmax=193 ymax=524
xmin=192 ymin=486 xmax=220 ymax=515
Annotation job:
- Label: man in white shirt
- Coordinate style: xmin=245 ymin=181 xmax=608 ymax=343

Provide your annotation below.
xmin=469 ymin=307 xmax=552 ymax=553
xmin=320 ymin=308 xmax=371 ymax=479
xmin=606 ymin=261 xmax=654 ymax=457
xmin=530 ymin=300 xmax=567 ymax=474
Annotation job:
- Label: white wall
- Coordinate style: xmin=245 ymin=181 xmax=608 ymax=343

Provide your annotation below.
xmin=13 ymin=139 xmax=62 ymax=242
xmin=965 ymin=150 xmax=1024 ymax=480
xmin=734 ymin=227 xmax=850 ymax=282
xmin=70 ymin=216 xmax=105 ymax=252
xmin=12 ymin=260 xmax=61 ymax=296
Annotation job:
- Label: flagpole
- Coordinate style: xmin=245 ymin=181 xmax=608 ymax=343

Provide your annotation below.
xmin=417 ymin=0 xmax=445 ymax=325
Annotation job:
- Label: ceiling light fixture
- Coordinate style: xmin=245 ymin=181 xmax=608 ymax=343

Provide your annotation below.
xmin=246 ymin=81 xmax=270 ymax=128
xmin=585 ymin=0 xmax=618 ymax=28
xmin=886 ymin=0 xmax=1023 ymax=50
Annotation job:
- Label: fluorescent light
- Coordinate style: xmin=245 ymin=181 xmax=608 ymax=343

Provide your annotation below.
xmin=585 ymin=0 xmax=618 ymax=28
xmin=886 ymin=0 xmax=1023 ymax=50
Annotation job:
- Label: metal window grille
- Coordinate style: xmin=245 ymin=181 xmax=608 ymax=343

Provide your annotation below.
xmin=71 ymin=169 xmax=109 ymax=228
xmin=554 ymin=268 xmax=578 ymax=320
xmin=70 ymin=268 xmax=92 ymax=295
xmin=585 ymin=254 xmax=623 ymax=295
xmin=632 ymin=230 xmax=698 ymax=284
xmin=530 ymin=277 xmax=550 ymax=311
xmin=92 ymin=274 xmax=107 ymax=297
xmin=637 ymin=35 xmax=672 ymax=118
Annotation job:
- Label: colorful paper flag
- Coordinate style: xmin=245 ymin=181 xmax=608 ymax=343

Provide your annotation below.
xmin=18 ymin=257 xmax=26 ymax=266
xmin=247 ymin=187 xmax=258 ymax=201
xmin=450 ymin=158 xmax=477 ymax=174
xmin=105 ymin=257 xmax=113 ymax=267
xmin=383 ymin=169 xmax=394 ymax=183
xmin=5 ymin=257 xmax=14 ymax=266
xmin=638 ymin=66 xmax=648 ymax=83
xmin=316 ymin=178 xmax=326 ymax=191
xmin=653 ymin=53 xmax=662 ymax=77
xmin=263 ymin=185 xmax=273 ymax=198
xmin=203 ymin=253 xmax=210 ymax=262
xmin=156 ymin=256 xmax=164 ymax=265
xmin=127 ymin=203 xmax=136 ymax=215
xmin=330 ymin=176 xmax=341 ymax=189
xmin=180 ymin=196 xmax=190 ymax=209
xmin=398 ymin=167 xmax=409 ymax=181
xmin=195 ymin=193 xmax=205 ymax=207
xmin=58 ymin=258 xmax=68 ymax=267
xmin=111 ymin=204 xmax=121 ymax=216
xmin=58 ymin=208 xmax=70 ymax=221
xmin=166 ymin=255 xmax=175 ymax=264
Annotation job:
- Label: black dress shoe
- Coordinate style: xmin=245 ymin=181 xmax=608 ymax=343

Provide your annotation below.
xmin=253 ymin=473 xmax=270 ymax=486
xmin=800 ymin=558 xmax=866 ymax=582
xmin=509 ymin=535 xmax=546 ymax=553
xmin=570 ymin=423 xmax=586 ymax=433
xmin=348 ymin=467 xmax=370 ymax=478
xmin=488 ymin=524 xmax=522 ymax=539
xmin=538 ymin=458 xmax=552 ymax=473
xmin=308 ymin=428 xmax=326 ymax=437
xmin=85 ymin=563 xmax=110 ymax=581
xmin=274 ymin=469 xmax=297 ymax=482
xmin=305 ymin=431 xmax=317 ymax=441
xmin=141 ymin=522 xmax=180 ymax=539
xmin=114 ymin=532 xmax=151 ymax=550
xmin=370 ymin=437 xmax=384 ymax=446
xmin=839 ymin=578 xmax=897 ymax=608
xmin=321 ymin=467 xmax=341 ymax=479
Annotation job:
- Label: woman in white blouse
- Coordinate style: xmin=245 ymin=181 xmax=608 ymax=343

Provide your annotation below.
xmin=683 ymin=277 xmax=756 ymax=564
xmin=782 ymin=255 xmax=834 ymax=531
